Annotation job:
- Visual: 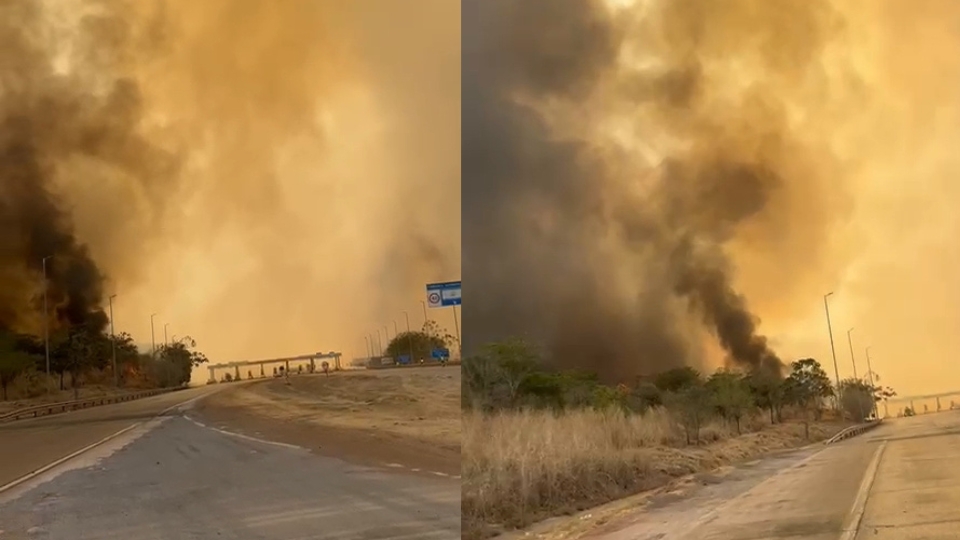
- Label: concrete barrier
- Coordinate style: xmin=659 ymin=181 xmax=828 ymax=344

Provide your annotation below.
xmin=824 ymin=419 xmax=883 ymax=445
xmin=0 ymin=387 xmax=185 ymax=424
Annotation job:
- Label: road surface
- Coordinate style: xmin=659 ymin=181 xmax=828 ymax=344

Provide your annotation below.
xmin=586 ymin=410 xmax=960 ymax=540
xmin=0 ymin=385 xmax=460 ymax=539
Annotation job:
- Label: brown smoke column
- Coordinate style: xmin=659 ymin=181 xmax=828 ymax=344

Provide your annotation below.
xmin=1 ymin=1 xmax=460 ymax=360
xmin=463 ymin=0 xmax=863 ymax=382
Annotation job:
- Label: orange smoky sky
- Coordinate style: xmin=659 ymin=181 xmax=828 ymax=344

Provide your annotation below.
xmin=8 ymin=0 xmax=460 ymax=365
xmin=464 ymin=0 xmax=960 ymax=396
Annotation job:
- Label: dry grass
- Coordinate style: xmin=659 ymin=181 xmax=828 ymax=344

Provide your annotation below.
xmin=462 ymin=408 xmax=847 ymax=540
xmin=208 ymin=366 xmax=462 ymax=450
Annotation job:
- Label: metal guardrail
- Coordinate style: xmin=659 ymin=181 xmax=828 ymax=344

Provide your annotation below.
xmin=824 ymin=419 xmax=883 ymax=445
xmin=0 ymin=387 xmax=183 ymax=424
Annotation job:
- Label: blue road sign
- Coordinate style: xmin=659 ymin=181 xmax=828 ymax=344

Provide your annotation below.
xmin=431 ymin=348 xmax=450 ymax=359
xmin=426 ymin=281 xmax=461 ymax=308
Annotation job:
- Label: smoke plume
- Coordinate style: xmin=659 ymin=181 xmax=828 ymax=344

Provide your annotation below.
xmin=464 ymin=0 xmax=858 ymax=382
xmin=1 ymin=1 xmax=460 ymax=360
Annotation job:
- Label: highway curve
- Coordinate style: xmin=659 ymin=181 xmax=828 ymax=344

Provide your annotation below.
xmin=0 ymin=385 xmax=460 ymax=539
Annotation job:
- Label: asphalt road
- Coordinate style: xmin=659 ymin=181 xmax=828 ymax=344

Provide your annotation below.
xmin=0 ymin=385 xmax=460 ymax=539
xmin=590 ymin=410 xmax=960 ymax=540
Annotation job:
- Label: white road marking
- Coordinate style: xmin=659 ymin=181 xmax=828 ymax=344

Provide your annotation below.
xmin=183 ymin=415 xmax=305 ymax=450
xmin=839 ymin=440 xmax=887 ymax=540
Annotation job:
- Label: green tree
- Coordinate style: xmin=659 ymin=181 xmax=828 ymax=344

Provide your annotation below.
xmin=747 ymin=371 xmax=786 ymax=424
xmin=626 ymin=382 xmax=663 ymax=414
xmin=0 ymin=332 xmax=36 ymax=401
xmin=482 ymin=338 xmax=539 ymax=407
xmin=665 ymin=381 xmax=712 ymax=445
xmin=706 ymin=370 xmax=754 ymax=434
xmin=783 ymin=358 xmax=834 ymax=421
xmin=385 ymin=331 xmax=445 ymax=362
xmin=838 ymin=378 xmax=875 ymax=422
xmin=110 ymin=332 xmax=140 ymax=384
xmin=154 ymin=336 xmax=208 ymax=387
xmin=422 ymin=320 xmax=457 ymax=348
xmin=654 ymin=366 xmax=702 ymax=393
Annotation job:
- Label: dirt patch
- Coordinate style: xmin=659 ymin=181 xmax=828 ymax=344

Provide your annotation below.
xmin=193 ymin=366 xmax=460 ymax=475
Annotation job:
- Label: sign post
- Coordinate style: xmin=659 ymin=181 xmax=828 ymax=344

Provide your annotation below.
xmin=426 ymin=281 xmax=461 ymax=356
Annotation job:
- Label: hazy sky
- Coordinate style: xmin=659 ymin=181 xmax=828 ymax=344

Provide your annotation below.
xmin=29 ymin=0 xmax=460 ymax=364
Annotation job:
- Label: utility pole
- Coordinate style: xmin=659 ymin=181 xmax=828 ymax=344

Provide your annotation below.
xmin=823 ymin=292 xmax=842 ymax=410
xmin=42 ymin=256 xmax=52 ymax=387
xmin=364 ymin=335 xmax=372 ymax=358
xmin=164 ymin=323 xmax=169 ymax=346
xmin=109 ymin=294 xmax=118 ymax=387
xmin=150 ymin=313 xmax=157 ymax=359
xmin=421 ymin=300 xmax=429 ymax=329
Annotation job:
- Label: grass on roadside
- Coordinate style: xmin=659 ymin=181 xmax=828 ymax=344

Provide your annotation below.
xmin=462 ymin=407 xmax=846 ymax=540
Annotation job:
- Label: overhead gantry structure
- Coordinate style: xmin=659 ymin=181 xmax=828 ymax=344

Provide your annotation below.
xmin=206 ymin=351 xmax=342 ymax=383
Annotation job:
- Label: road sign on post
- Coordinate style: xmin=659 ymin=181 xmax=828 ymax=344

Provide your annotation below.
xmin=426 ymin=281 xmax=461 ymax=308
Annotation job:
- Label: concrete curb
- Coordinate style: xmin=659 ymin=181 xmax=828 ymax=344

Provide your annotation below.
xmin=824 ymin=419 xmax=882 ymax=445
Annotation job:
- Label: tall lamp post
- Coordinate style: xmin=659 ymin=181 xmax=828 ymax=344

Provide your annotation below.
xmin=847 ymin=327 xmax=865 ymax=420
xmin=150 ymin=313 xmax=157 ymax=359
xmin=865 ymin=346 xmax=878 ymax=418
xmin=823 ymin=292 xmax=842 ymax=409
xmin=109 ymin=294 xmax=118 ymax=387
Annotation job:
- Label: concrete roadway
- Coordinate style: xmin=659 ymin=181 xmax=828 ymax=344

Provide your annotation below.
xmin=0 ymin=386 xmax=460 ymax=539
xmin=591 ymin=410 xmax=960 ymax=540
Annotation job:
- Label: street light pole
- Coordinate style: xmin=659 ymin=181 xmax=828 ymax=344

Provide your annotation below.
xmin=865 ymin=346 xmax=878 ymax=418
xmin=164 ymin=323 xmax=169 ymax=346
xmin=42 ymin=256 xmax=52 ymax=385
xmin=109 ymin=294 xmax=118 ymax=387
xmin=847 ymin=328 xmax=859 ymax=380
xmin=847 ymin=327 xmax=865 ymax=420
xmin=150 ymin=313 xmax=157 ymax=359
xmin=421 ymin=300 xmax=429 ymax=328
xmin=823 ymin=292 xmax=841 ymax=409
xmin=365 ymin=335 xmax=372 ymax=358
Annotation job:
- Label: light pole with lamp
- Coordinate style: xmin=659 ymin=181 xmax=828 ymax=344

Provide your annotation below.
xmin=150 ymin=313 xmax=157 ymax=359
xmin=823 ymin=292 xmax=842 ymax=410
xmin=847 ymin=327 xmax=865 ymax=420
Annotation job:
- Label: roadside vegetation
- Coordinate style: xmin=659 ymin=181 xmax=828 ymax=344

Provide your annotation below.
xmin=0 ymin=325 xmax=209 ymax=407
xmin=461 ymin=339 xmax=897 ymax=540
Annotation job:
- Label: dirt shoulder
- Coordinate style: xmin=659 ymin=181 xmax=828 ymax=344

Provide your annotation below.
xmin=192 ymin=366 xmax=461 ymax=476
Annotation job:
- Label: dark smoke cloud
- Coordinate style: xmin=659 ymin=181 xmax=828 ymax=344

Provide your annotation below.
xmin=1 ymin=0 xmax=460 ymax=363
xmin=0 ymin=2 xmax=176 ymax=336
xmin=464 ymin=0 xmax=851 ymax=381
